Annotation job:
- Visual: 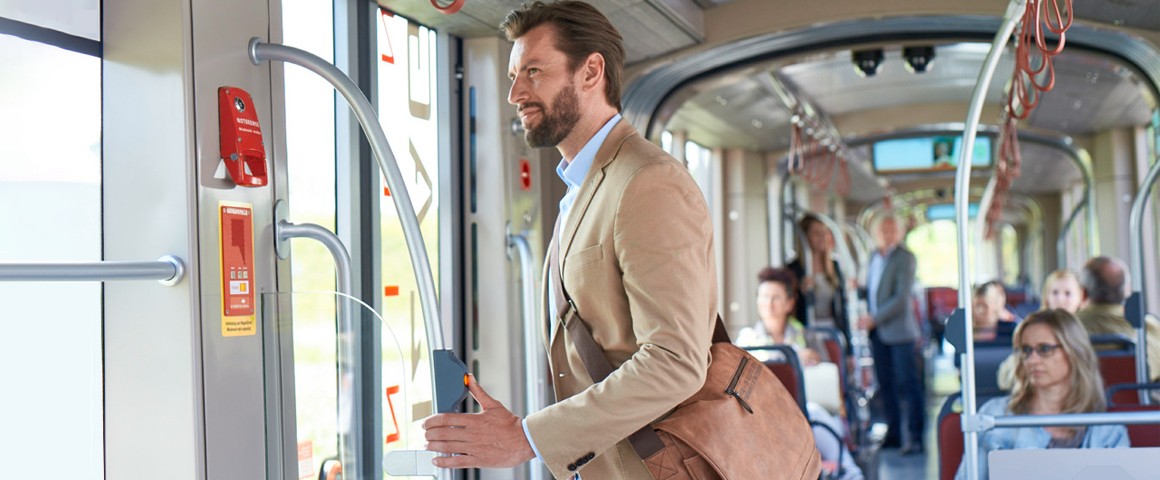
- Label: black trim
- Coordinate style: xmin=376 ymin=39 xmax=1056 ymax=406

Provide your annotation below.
xmin=356 ymin=3 xmax=380 ymax=480
xmin=0 ymin=16 xmax=101 ymax=57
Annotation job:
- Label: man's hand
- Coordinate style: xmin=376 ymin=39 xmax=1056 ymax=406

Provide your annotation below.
xmin=857 ymin=314 xmax=875 ymax=330
xmin=422 ymin=374 xmax=536 ymax=469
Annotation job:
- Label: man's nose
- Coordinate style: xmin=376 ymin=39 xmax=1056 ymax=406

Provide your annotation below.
xmin=508 ymin=76 xmax=526 ymax=106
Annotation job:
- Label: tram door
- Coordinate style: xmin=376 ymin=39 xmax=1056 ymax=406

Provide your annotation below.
xmin=460 ymin=35 xmax=556 ymax=480
xmin=274 ymin=3 xmax=465 ymax=480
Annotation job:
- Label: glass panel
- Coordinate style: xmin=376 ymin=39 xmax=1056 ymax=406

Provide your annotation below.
xmin=686 ymin=140 xmax=713 ymax=205
xmin=280 ymin=2 xmax=338 ymax=477
xmin=1 ymin=0 xmax=101 ymax=41
xmin=0 ymin=33 xmax=102 ymax=478
xmin=375 ymin=8 xmax=440 ymax=440
xmin=264 ymin=291 xmax=419 ymax=479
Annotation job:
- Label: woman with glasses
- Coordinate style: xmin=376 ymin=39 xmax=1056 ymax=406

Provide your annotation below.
xmin=955 ymin=309 xmax=1129 ymax=479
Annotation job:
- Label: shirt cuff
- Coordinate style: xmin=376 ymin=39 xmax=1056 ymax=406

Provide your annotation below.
xmin=522 ymin=418 xmax=544 ymax=462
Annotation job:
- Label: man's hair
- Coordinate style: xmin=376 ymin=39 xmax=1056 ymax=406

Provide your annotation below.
xmin=499 ymin=1 xmax=625 ymax=110
xmin=1080 ymin=256 xmax=1129 ymax=304
xmin=757 ymin=266 xmax=798 ymax=295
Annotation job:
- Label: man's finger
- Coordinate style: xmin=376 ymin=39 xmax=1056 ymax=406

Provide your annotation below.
xmin=422 ymin=413 xmax=471 ymax=429
xmin=433 ymin=453 xmax=482 ymax=469
xmin=425 ymin=440 xmax=472 ymax=455
xmin=466 ymin=374 xmax=502 ymax=410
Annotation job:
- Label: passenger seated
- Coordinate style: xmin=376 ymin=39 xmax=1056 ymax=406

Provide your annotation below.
xmin=738 ymin=267 xmax=863 ymax=480
xmin=981 ymin=279 xmax=1021 ymax=324
xmin=954 ymin=309 xmax=1130 ymax=480
xmin=737 ymin=267 xmax=824 ymax=365
xmin=997 ymin=270 xmax=1084 ymax=390
xmin=973 ymin=284 xmax=1015 ymax=343
xmin=1041 ymin=269 xmax=1084 ymax=314
xmin=1075 ymin=256 xmax=1160 ymax=383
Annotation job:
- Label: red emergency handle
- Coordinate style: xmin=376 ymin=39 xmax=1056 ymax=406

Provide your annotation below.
xmin=218 ymin=87 xmax=268 ymax=187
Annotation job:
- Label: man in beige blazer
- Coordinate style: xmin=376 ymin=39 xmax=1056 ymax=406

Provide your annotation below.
xmin=423 ymin=2 xmax=717 ymax=479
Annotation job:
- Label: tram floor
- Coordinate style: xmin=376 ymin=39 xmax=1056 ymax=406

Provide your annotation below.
xmin=876 ymin=347 xmax=960 ymax=480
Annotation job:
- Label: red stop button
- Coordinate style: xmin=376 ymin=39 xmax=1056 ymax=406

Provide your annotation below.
xmin=520 ymin=159 xmax=532 ymax=191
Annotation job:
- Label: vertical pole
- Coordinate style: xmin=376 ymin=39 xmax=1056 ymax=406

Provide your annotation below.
xmin=953 ymin=2 xmax=1027 ymax=479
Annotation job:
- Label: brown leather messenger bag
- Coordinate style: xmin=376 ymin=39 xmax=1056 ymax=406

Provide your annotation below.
xmin=551 ymin=243 xmax=822 ymax=479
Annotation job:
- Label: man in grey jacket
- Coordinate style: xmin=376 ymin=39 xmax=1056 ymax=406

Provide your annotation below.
xmin=858 ymin=215 xmax=924 ymax=454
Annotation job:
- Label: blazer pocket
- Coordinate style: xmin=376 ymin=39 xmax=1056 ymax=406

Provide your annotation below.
xmin=564 ymin=243 xmax=604 ymax=273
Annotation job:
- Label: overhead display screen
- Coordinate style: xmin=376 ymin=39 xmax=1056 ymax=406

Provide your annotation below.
xmin=926 ymin=202 xmax=978 ymax=221
xmin=872 ymin=136 xmax=992 ymax=173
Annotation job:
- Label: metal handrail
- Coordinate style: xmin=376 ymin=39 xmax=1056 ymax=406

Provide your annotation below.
xmin=276 ymin=221 xmax=361 ymax=474
xmin=507 ymin=232 xmax=548 ymax=480
xmin=0 ymin=255 xmax=185 ymax=286
xmin=980 ymin=410 xmax=1160 ymax=431
xmin=953 ymin=2 xmax=1027 ymax=479
xmin=252 ymin=40 xmax=467 ymax=480
xmin=1128 ymin=156 xmax=1160 ymax=404
xmin=250 ymin=40 xmax=443 ymax=354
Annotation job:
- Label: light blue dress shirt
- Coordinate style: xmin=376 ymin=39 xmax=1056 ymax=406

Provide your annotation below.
xmin=866 ymin=247 xmax=894 ymax=315
xmin=522 ymin=113 xmax=621 ymax=475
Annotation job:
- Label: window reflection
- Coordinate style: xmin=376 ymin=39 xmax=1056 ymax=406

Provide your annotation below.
xmin=0 ymin=33 xmax=102 ymax=479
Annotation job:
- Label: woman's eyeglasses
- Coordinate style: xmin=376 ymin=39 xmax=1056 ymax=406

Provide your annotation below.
xmin=1017 ymin=343 xmax=1062 ymax=359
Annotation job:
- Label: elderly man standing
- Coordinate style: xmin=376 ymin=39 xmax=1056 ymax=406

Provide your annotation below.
xmin=1076 ymin=255 xmax=1160 ymax=381
xmin=858 ymin=215 xmax=924 ymax=454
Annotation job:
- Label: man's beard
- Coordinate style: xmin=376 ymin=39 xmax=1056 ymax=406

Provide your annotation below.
xmin=524 ymin=84 xmax=580 ymax=148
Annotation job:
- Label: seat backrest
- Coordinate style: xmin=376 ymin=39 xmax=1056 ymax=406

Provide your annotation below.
xmin=926 ymin=287 xmax=959 ymax=324
xmin=745 ymin=345 xmax=808 ymax=416
xmin=937 ymin=393 xmax=963 ymax=480
xmin=807 ymin=326 xmax=847 ymax=395
xmin=1100 ymin=355 xmax=1140 ymax=405
xmin=1108 ymin=404 xmax=1160 ymax=447
xmin=939 ymin=412 xmax=963 ymax=480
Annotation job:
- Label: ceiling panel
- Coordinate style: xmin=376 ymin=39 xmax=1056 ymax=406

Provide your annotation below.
xmin=780 ymin=44 xmax=1012 ymax=116
xmin=1073 ymin=0 xmax=1160 ymax=31
xmin=1 ymin=0 xmax=99 ymax=40
xmin=375 ymin=0 xmax=701 ymax=63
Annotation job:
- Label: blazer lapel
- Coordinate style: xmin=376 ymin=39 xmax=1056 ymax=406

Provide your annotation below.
xmin=559 ymin=121 xmax=637 ymax=262
xmin=540 ymin=234 xmax=554 ymax=350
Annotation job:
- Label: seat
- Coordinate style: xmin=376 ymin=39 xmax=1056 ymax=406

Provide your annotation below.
xmin=953 ymin=343 xmax=1013 ymax=397
xmin=808 ymin=326 xmax=848 ymax=394
xmin=1106 ymin=382 xmax=1160 ymax=445
xmin=1108 ymin=402 xmax=1160 ymax=447
xmin=744 ymin=345 xmax=807 ymax=416
xmin=926 ymin=287 xmax=959 ymax=348
xmin=938 ymin=391 xmax=1006 ymax=480
xmin=1100 ymin=355 xmax=1140 ymax=405
xmin=937 ymin=393 xmax=963 ymax=480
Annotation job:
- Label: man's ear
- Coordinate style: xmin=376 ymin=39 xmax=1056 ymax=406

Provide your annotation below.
xmin=579 ymin=52 xmax=605 ymax=93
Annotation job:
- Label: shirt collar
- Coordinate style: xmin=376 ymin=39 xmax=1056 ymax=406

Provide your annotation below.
xmin=875 ymin=245 xmax=898 ymax=259
xmin=555 ymin=113 xmax=621 ymax=189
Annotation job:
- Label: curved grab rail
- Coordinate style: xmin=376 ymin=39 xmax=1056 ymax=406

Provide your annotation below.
xmin=251 ymin=39 xmax=442 ymax=353
xmin=0 ymin=256 xmax=185 ymax=286
xmin=952 ymin=2 xmax=1028 ymax=479
xmin=276 ymin=220 xmax=363 ymax=474
xmin=249 ymin=40 xmax=468 ymax=420
xmin=1128 ymin=157 xmax=1160 ymax=405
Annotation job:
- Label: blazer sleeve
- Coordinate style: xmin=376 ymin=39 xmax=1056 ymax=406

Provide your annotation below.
xmin=524 ymin=161 xmax=715 ymax=478
xmin=872 ymin=250 xmax=916 ymax=327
